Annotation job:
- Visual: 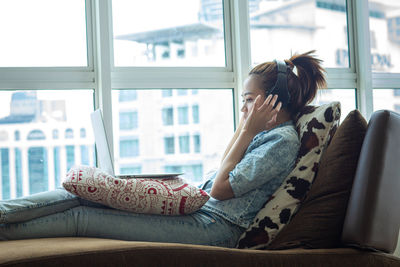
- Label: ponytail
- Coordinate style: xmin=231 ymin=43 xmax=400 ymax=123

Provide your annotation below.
xmin=286 ymin=50 xmax=326 ymax=115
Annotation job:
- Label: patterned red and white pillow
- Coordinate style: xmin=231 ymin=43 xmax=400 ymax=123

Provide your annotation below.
xmin=63 ymin=165 xmax=209 ymax=215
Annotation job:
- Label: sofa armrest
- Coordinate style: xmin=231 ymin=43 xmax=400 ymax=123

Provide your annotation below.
xmin=342 ymin=110 xmax=400 ymax=253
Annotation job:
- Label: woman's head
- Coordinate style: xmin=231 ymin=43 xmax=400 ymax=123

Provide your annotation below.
xmin=245 ymin=50 xmax=326 ymax=117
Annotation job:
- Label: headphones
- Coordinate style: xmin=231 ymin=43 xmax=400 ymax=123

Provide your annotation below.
xmin=266 ymin=60 xmax=291 ymax=108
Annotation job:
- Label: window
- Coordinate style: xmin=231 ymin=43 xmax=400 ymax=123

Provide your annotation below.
xmin=177 ymin=90 xmax=188 ymax=96
xmin=0 ymin=90 xmax=94 ymax=199
xmin=192 ymin=105 xmax=199 ymax=123
xmin=66 ymin=145 xmax=75 ymax=172
xmin=1 ymin=148 xmax=10 ymax=199
xmin=80 ymin=128 xmax=86 ymax=138
xmin=112 ymin=89 xmax=233 ymax=182
xmin=112 ymin=0 xmax=225 ymax=66
xmin=162 ymin=107 xmax=174 ymax=126
xmin=193 ymin=134 xmax=201 ymax=153
xmin=0 ymin=0 xmax=87 ymax=67
xmin=179 ymin=135 xmax=190 ymax=153
xmin=164 ymin=164 xmax=203 ymax=183
xmin=119 ymin=138 xmax=139 ymax=158
xmin=119 ymin=90 xmax=138 ymax=102
xmin=65 ymin=129 xmax=74 ymax=139
xmin=394 ymin=89 xmax=400 ymax=97
xmin=311 ymin=89 xmax=356 ymax=120
xmin=162 ymin=89 xmax=173 ymax=97
xmin=249 ymin=0 xmax=349 ymax=68
xmin=27 ymin=130 xmax=46 ymax=140
xmin=29 ymin=147 xmax=48 ymax=195
xmin=373 ymin=89 xmax=400 ymax=113
xmin=80 ymin=145 xmax=89 ymax=165
xmin=120 ymin=165 xmax=142 ymax=175
xmin=164 ymin=136 xmax=175 ymax=154
xmin=14 ymin=130 xmax=20 ymax=141
xmin=119 ymin=111 xmax=138 ymax=130
xmin=369 ymin=1 xmax=400 ymax=72
xmin=53 ymin=129 xmax=59 ymax=139
xmin=178 ymin=106 xmax=189 ymax=124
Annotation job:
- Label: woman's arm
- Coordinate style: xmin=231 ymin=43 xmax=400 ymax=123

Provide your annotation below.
xmin=220 ymin=116 xmax=245 ymax=163
xmin=211 ymin=95 xmax=281 ymax=200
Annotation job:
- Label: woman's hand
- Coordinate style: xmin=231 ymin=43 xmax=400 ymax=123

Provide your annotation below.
xmin=242 ymin=94 xmax=282 ymax=137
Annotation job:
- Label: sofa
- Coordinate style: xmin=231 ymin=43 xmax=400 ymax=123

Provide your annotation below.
xmin=0 ymin=109 xmax=400 ymax=267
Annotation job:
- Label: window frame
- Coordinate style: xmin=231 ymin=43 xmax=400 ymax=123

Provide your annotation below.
xmin=0 ymin=0 xmax=398 ymax=174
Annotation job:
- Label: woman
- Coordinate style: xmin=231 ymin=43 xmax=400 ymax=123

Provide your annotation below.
xmin=0 ymin=51 xmax=325 ymax=248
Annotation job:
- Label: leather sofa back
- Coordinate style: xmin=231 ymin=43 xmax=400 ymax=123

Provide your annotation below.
xmin=342 ymin=110 xmax=400 ymax=253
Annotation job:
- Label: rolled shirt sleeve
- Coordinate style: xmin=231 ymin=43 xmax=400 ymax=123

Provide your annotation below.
xmin=229 ymin=127 xmax=299 ymax=198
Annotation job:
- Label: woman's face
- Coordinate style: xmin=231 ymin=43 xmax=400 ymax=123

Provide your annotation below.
xmin=241 ymin=75 xmax=266 ymax=119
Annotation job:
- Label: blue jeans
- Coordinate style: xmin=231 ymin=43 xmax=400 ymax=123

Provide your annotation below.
xmin=0 ymin=189 xmax=244 ymax=248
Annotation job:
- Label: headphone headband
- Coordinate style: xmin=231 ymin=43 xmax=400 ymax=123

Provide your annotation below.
xmin=268 ymin=59 xmax=291 ymax=108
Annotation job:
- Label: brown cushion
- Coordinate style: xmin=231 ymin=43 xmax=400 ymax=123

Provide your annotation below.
xmin=266 ymin=110 xmax=368 ymax=249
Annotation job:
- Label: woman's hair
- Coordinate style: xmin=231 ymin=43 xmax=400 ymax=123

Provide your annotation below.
xmin=249 ymin=50 xmax=326 ymax=116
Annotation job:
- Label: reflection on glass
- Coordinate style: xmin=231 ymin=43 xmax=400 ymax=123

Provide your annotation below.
xmin=311 ymin=89 xmax=356 ymax=121
xmin=112 ymin=89 xmax=234 ymax=184
xmin=368 ymin=1 xmax=400 ymax=72
xmin=112 ymin=0 xmax=225 ymax=66
xmin=0 ymin=90 xmax=95 ymax=200
xmin=0 ymin=0 xmax=87 ymax=67
xmin=249 ymin=0 xmax=349 ymax=68
xmin=373 ymin=89 xmax=400 ymax=113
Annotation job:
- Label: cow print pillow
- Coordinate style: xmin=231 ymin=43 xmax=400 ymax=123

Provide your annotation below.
xmin=236 ymin=102 xmax=341 ymax=249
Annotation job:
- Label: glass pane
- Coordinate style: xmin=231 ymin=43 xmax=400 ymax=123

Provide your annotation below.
xmin=112 ymin=0 xmax=225 ymax=67
xmin=373 ymin=89 xmax=400 ymax=113
xmin=0 ymin=0 xmax=87 ymax=67
xmin=311 ymin=89 xmax=356 ymax=121
xmin=249 ymin=0 xmax=349 ymax=68
xmin=112 ymin=89 xmax=234 ymax=184
xmin=0 ymin=90 xmax=95 ymax=200
xmin=368 ymin=1 xmax=400 ymax=72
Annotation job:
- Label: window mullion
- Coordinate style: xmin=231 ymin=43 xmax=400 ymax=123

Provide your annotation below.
xmin=230 ymin=0 xmax=251 ymax=127
xmin=351 ymin=0 xmax=374 ymax=119
xmin=92 ymin=0 xmax=114 ymax=162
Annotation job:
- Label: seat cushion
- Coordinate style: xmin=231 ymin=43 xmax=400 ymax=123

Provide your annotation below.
xmin=237 ymin=102 xmax=341 ymax=249
xmin=0 ymin=238 xmax=399 ymax=267
xmin=267 ymin=110 xmax=367 ymax=249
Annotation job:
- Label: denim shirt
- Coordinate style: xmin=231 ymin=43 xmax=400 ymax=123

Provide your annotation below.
xmin=199 ymin=121 xmax=300 ymax=228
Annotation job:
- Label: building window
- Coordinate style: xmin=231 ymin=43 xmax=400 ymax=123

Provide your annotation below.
xmin=192 ymin=105 xmax=199 ymax=123
xmin=162 ymin=107 xmax=174 ymax=126
xmin=28 ymin=147 xmax=48 ymax=195
xmin=27 ymin=129 xmax=46 ymax=140
xmin=53 ymin=129 xmax=59 ymax=139
xmin=80 ymin=145 xmax=89 ymax=165
xmin=120 ymin=165 xmax=142 ymax=175
xmin=395 ymin=104 xmax=400 ymax=113
xmin=119 ymin=111 xmax=138 ymax=130
xmin=178 ymin=106 xmax=189 ymax=124
xmin=164 ymin=164 xmax=203 ymax=183
xmin=80 ymin=128 xmax=86 ymax=138
xmin=179 ymin=135 xmax=190 ymax=153
xmin=162 ymin=89 xmax=173 ymax=97
xmin=164 ymin=136 xmax=175 ymax=154
xmin=191 ymin=89 xmax=198 ymax=95
xmin=66 ymin=145 xmax=75 ymax=171
xmin=15 ymin=148 xmax=22 ymax=197
xmin=394 ymin=89 xmax=400 ymax=96
xmin=193 ymin=134 xmax=201 ymax=153
xmin=54 ymin=147 xmax=61 ymax=188
xmin=177 ymin=89 xmax=188 ymax=96
xmin=119 ymin=90 xmax=137 ymax=102
xmin=14 ymin=130 xmax=20 ymax=141
xmin=119 ymin=139 xmax=139 ymax=158
xmin=65 ymin=128 xmax=74 ymax=139
xmin=1 ymin=148 xmax=10 ymax=199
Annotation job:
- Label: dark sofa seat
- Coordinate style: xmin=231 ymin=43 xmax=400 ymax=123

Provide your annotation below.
xmin=0 ymin=237 xmax=399 ymax=267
